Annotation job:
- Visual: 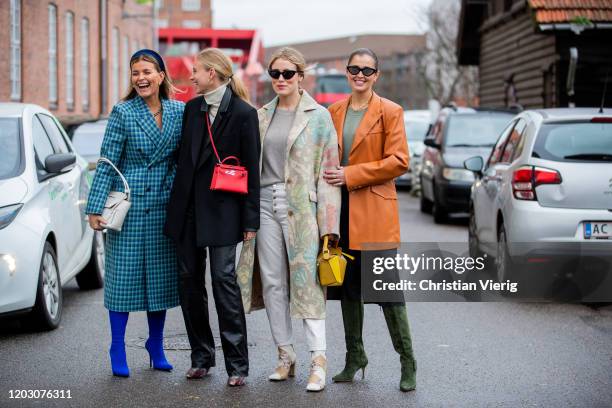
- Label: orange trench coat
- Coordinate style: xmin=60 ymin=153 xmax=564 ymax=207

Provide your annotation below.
xmin=328 ymin=93 xmax=409 ymax=250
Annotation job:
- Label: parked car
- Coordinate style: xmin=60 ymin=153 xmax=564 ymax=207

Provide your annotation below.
xmin=0 ymin=103 xmax=104 ymax=330
xmin=464 ymin=108 xmax=612 ymax=284
xmin=396 ymin=110 xmax=431 ymax=190
xmin=419 ymin=106 xmax=515 ymax=222
xmin=71 ymin=119 xmax=107 ymax=171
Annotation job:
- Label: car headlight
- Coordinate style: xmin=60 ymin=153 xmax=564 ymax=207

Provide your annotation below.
xmin=0 ymin=204 xmax=23 ymax=230
xmin=442 ymin=168 xmax=475 ymax=182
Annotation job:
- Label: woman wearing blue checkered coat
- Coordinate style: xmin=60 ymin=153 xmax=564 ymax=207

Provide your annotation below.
xmin=86 ymin=50 xmax=184 ymax=378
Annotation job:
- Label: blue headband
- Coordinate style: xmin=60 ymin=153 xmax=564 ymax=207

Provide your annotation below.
xmin=131 ymin=49 xmax=166 ymax=72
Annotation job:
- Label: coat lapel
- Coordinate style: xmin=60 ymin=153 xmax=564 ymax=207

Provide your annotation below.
xmin=331 ymin=98 xmax=350 ymax=161
xmin=349 ymin=93 xmax=383 ymax=156
xmin=135 ymin=96 xmax=162 ymax=150
xmin=149 ymin=98 xmax=174 ymax=165
xmin=195 ymin=88 xmax=233 ymax=170
xmin=286 ymin=91 xmax=318 ymax=157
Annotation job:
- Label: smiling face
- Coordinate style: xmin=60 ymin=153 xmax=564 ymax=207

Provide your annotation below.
xmin=131 ymin=59 xmax=164 ymax=100
xmin=346 ymin=54 xmax=379 ymax=95
xmin=190 ymin=58 xmax=216 ymax=94
xmin=270 ymin=58 xmax=302 ymax=98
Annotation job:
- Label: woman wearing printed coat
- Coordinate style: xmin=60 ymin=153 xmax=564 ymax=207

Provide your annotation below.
xmin=86 ymin=50 xmax=184 ymax=378
xmin=236 ymin=47 xmax=341 ymax=392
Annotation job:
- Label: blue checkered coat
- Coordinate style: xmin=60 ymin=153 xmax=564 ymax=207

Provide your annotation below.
xmin=86 ymin=96 xmax=185 ymax=312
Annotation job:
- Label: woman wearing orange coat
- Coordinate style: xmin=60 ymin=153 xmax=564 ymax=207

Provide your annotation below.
xmin=323 ymin=48 xmax=417 ymax=392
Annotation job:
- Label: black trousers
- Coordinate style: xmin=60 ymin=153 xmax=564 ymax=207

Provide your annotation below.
xmin=176 ymin=206 xmax=248 ymax=376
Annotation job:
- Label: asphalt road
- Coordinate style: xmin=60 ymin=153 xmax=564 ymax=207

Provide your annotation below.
xmin=1 ymin=192 xmax=611 ymax=408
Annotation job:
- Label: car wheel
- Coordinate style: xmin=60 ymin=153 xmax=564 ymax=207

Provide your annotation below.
xmin=29 ymin=242 xmax=62 ymax=330
xmin=76 ymin=231 xmax=105 ymax=290
xmin=468 ymin=206 xmax=482 ymax=258
xmin=419 ymin=176 xmax=433 ymax=214
xmin=432 ymin=185 xmax=448 ymax=224
xmin=495 ymin=223 xmax=514 ymax=284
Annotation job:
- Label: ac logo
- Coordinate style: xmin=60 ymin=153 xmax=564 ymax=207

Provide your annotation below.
xmin=225 ymin=170 xmax=237 ymax=176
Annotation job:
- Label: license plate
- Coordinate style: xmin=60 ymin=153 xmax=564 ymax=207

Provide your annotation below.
xmin=584 ymin=222 xmax=612 ymax=239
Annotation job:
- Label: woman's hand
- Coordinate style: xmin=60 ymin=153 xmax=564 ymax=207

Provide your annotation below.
xmin=323 ymin=166 xmax=346 ymax=186
xmin=88 ymin=215 xmax=107 ymax=231
xmin=243 ymin=231 xmax=256 ymax=241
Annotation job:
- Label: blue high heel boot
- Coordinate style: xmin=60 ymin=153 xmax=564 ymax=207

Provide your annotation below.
xmin=145 ymin=311 xmax=173 ymax=371
xmin=108 ymin=311 xmax=130 ymax=377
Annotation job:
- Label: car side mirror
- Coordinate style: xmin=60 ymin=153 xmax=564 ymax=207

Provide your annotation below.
xmin=463 ymin=156 xmax=484 ymax=177
xmin=45 ymin=153 xmax=76 ymax=174
xmin=424 ymin=138 xmax=440 ymax=149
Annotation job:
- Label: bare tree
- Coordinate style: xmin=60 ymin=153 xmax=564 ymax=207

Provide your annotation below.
xmin=411 ymin=0 xmax=479 ymax=106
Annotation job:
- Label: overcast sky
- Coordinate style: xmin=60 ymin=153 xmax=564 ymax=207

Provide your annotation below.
xmin=211 ymin=0 xmax=433 ymax=47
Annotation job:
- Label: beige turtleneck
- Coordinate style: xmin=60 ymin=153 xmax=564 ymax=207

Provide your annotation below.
xmin=204 ymin=83 xmax=228 ymax=123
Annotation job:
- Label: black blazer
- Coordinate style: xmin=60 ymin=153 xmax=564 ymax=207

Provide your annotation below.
xmin=164 ymin=88 xmax=260 ymax=247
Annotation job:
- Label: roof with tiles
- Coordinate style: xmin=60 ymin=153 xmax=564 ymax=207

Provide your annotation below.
xmin=528 ymin=0 xmax=612 ymax=23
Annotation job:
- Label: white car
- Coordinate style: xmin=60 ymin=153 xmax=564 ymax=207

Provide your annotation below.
xmin=397 ymin=110 xmax=432 ymax=190
xmin=0 ymin=103 xmax=104 ymax=330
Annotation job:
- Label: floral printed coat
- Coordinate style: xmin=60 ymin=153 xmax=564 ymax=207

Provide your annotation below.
xmin=236 ymin=91 xmax=341 ymax=319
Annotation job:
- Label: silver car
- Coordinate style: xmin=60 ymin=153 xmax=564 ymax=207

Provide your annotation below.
xmin=464 ymin=108 xmax=612 ymax=284
xmin=396 ymin=110 xmax=431 ymax=191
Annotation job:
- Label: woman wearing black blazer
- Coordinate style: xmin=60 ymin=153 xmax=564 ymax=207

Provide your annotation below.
xmin=164 ymin=48 xmax=260 ymax=387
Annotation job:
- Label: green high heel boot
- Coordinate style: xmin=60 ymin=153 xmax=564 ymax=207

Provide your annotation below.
xmin=383 ymin=304 xmax=417 ymax=392
xmin=332 ymin=299 xmax=368 ymax=382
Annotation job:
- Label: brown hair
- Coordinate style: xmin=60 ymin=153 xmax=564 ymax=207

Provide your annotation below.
xmin=348 ymin=48 xmax=379 ymax=70
xmin=196 ymin=48 xmax=250 ymax=103
xmin=268 ymin=47 xmax=306 ymax=74
xmin=122 ymin=54 xmax=179 ymax=101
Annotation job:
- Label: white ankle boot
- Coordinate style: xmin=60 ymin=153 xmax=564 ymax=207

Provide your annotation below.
xmin=306 ymin=353 xmax=327 ymax=392
xmin=269 ymin=345 xmax=297 ymax=381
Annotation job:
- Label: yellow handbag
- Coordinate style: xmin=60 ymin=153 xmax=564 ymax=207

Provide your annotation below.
xmin=317 ymin=235 xmax=355 ymax=286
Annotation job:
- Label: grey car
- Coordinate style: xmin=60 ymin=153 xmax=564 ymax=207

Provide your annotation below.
xmin=464 ymin=108 xmax=612 ymax=285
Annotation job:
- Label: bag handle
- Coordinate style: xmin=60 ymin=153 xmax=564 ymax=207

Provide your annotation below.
xmin=321 ymin=235 xmax=355 ymax=261
xmin=205 ymin=114 xmax=222 ymax=164
xmin=97 ymin=157 xmax=131 ymax=201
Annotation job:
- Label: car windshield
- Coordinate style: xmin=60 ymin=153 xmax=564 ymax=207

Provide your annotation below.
xmin=533 ymin=122 xmax=612 ymax=162
xmin=405 ymin=120 xmax=430 ymax=141
xmin=315 ymin=76 xmax=351 ymax=94
xmin=71 ymin=125 xmax=106 ymax=156
xmin=0 ymin=118 xmax=22 ymax=180
xmin=444 ymin=114 xmax=513 ymax=147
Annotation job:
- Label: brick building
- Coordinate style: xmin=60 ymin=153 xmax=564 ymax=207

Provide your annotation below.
xmin=1 ymin=0 xmax=154 ymax=127
xmin=265 ymin=34 xmax=429 ymax=109
xmin=155 ymin=0 xmax=212 ymax=29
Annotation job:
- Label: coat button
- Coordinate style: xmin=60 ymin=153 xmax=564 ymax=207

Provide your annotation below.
xmin=286 ymin=178 xmax=292 ymax=184
xmin=146 ymin=187 xmax=151 ymax=192
xmin=145 ymin=209 xmax=150 ymax=214
xmin=288 ymin=210 xmax=293 ymax=217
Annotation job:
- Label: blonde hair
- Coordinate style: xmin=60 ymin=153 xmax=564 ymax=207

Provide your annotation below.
xmin=122 ymin=54 xmax=179 ymax=101
xmin=268 ymin=47 xmax=306 ymax=74
xmin=196 ymin=48 xmax=250 ymax=103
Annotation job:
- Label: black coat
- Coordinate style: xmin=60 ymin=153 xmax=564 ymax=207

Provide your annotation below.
xmin=164 ymin=88 xmax=260 ymax=247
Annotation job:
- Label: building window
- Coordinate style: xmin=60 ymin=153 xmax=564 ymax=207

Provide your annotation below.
xmin=155 ymin=0 xmax=163 ymax=9
xmin=182 ymin=19 xmax=202 ymax=29
xmin=81 ymin=18 xmax=90 ymax=111
xmin=65 ymin=11 xmax=75 ymax=110
xmin=48 ymin=4 xmax=58 ymax=106
xmin=112 ymin=27 xmax=119 ymax=104
xmin=10 ymin=0 xmax=21 ymax=101
xmin=182 ymin=0 xmax=201 ymax=11
xmin=156 ymin=19 xmax=169 ymax=28
xmin=122 ymin=35 xmax=129 ymax=94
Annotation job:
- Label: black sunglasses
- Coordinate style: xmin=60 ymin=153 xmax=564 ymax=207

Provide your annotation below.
xmin=268 ymin=69 xmax=302 ymax=80
xmin=346 ymin=65 xmax=377 ymax=77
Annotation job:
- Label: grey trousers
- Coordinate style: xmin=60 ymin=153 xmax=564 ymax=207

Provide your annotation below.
xmin=257 ymin=184 xmax=326 ymax=351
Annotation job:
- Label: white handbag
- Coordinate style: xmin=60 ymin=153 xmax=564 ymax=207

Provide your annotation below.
xmin=98 ymin=157 xmax=131 ymax=232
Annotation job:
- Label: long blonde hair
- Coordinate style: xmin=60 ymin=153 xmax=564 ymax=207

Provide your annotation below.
xmin=196 ymin=48 xmax=250 ymax=103
xmin=122 ymin=54 xmax=179 ymax=101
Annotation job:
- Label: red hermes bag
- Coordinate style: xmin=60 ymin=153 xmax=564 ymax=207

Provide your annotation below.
xmin=205 ymin=113 xmax=248 ymax=194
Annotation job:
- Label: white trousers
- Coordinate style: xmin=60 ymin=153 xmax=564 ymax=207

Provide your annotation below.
xmin=257 ymin=184 xmax=326 ymax=351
